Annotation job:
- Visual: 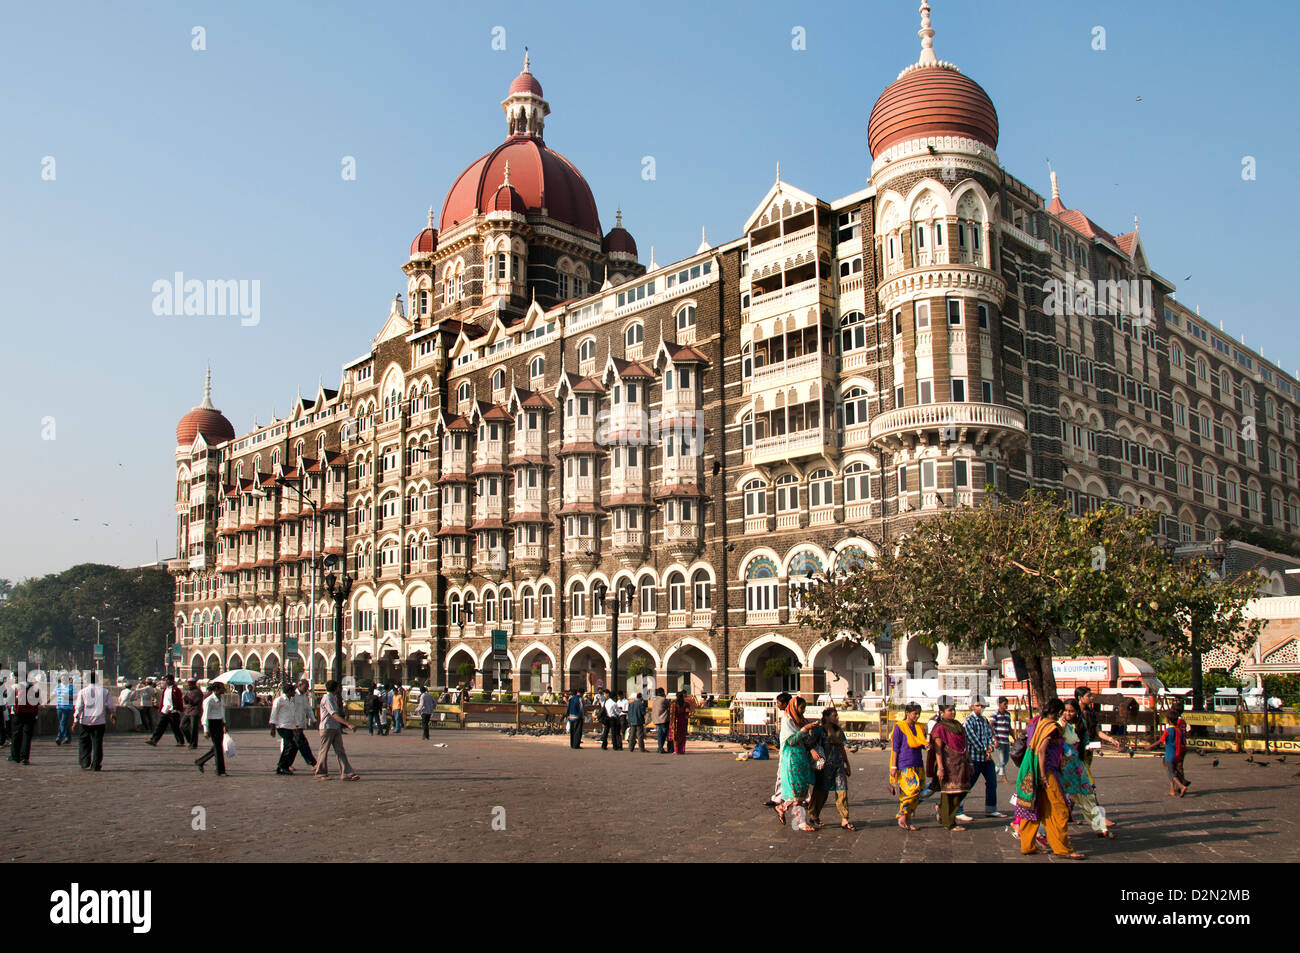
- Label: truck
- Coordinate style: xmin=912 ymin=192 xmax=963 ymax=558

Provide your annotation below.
xmin=999 ymin=656 xmax=1166 ymax=706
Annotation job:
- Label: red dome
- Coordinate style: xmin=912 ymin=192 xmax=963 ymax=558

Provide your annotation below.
xmin=177 ymin=407 xmax=234 ymax=448
xmin=439 ymin=137 xmax=600 ymax=235
xmin=867 ymin=64 xmax=998 ymax=158
xmin=410 ymin=226 xmax=437 ymax=257
xmin=509 ymin=71 xmax=543 ymax=96
xmin=603 ymin=226 xmax=637 ymax=258
xmin=490 ymin=183 xmax=527 ymax=214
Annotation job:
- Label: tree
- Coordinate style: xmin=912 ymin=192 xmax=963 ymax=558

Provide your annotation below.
xmin=800 ymin=492 xmax=1184 ymax=711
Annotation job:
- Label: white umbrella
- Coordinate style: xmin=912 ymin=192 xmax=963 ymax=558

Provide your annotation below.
xmin=212 ymin=668 xmax=260 ymax=687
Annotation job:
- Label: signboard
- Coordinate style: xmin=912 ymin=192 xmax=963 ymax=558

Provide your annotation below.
xmin=93 ymin=644 xmax=104 ymax=659
xmin=491 ymin=629 xmax=508 ymax=661
xmin=171 ymin=645 xmax=184 ymax=658
xmin=286 ymin=637 xmax=299 ymax=654
xmin=743 ymin=706 xmax=769 ymax=726
xmin=1000 ymin=657 xmax=1113 ymax=682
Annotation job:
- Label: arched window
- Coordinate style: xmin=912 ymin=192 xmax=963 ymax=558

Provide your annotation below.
xmin=774 ymin=474 xmax=799 ymax=512
xmin=491 ymin=369 xmax=505 ymax=391
xmin=840 ymin=311 xmax=867 ymax=353
xmin=742 ymin=344 xmax=752 ymax=379
xmin=457 ymin=381 xmax=471 ymax=405
xmin=843 ymin=461 xmax=871 ymax=502
xmin=484 ymin=591 xmax=498 ymax=623
xmin=744 ymin=479 xmax=766 ymax=516
xmin=842 ymin=387 xmax=869 ymax=426
xmin=745 ymin=557 xmax=779 ymax=613
xmin=742 ymin=412 xmax=753 ymax=448
xmin=530 ymin=355 xmax=545 ymax=379
xmin=521 ymin=586 xmax=535 ymax=620
xmin=668 ymin=572 xmax=686 ymax=611
xmin=448 ymin=593 xmax=461 ymax=626
xmin=809 ymin=468 xmax=833 ymax=507
xmin=625 ymin=322 xmax=644 ymax=347
xmin=676 ymin=305 xmax=696 ymax=331
xmin=638 ymin=574 xmax=656 ymax=614
xmin=570 ymin=581 xmax=586 ymax=618
xmin=500 ymin=588 xmax=513 ymax=622
xmin=692 ymin=570 xmax=711 ymax=610
xmin=463 ymin=592 xmax=476 ymax=624
xmin=539 ymin=584 xmax=554 ymax=619
xmin=578 ymin=339 xmax=596 ymax=363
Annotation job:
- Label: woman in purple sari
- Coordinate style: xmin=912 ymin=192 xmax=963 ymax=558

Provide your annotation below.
xmin=926 ymin=701 xmax=972 ymax=830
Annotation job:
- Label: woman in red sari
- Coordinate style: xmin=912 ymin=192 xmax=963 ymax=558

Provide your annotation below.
xmin=667 ymin=690 xmax=691 ymax=754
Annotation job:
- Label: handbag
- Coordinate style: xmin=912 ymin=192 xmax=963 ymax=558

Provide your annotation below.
xmin=1008 ymin=732 xmax=1027 ymax=766
xmin=221 ymin=733 xmax=236 ymax=760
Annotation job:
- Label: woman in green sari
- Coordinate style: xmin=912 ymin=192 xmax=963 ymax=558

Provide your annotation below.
xmin=776 ymin=696 xmax=819 ymax=832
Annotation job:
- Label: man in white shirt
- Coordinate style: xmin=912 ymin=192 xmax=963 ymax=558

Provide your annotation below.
xmin=118 ymin=683 xmax=139 ymax=730
xmin=146 ymin=674 xmax=186 ymax=746
xmin=269 ymin=682 xmax=299 ymax=775
xmin=291 ymin=678 xmax=318 ymax=768
xmin=74 ymin=672 xmax=117 ymax=771
xmin=599 ymin=689 xmax=622 ymax=750
xmin=196 ymin=681 xmax=228 ymax=775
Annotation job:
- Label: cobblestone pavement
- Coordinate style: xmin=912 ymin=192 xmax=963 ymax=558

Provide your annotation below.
xmin=4 ymin=727 xmax=1297 ymax=863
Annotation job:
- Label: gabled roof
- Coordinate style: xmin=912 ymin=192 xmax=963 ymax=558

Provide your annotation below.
xmin=743 ymin=177 xmax=821 ymax=234
xmin=655 ymin=340 xmax=710 ymax=369
xmin=601 ymin=354 xmax=657 ymax=385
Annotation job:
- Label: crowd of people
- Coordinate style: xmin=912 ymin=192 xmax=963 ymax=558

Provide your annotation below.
xmin=566 ymin=687 xmax=694 ymax=753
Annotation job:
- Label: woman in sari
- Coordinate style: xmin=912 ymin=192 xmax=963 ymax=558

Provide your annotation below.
xmin=1016 ymin=698 xmax=1084 ymax=858
xmin=809 ymin=707 xmax=855 ymax=831
xmin=927 ymin=702 xmax=972 ymax=830
xmin=1061 ymin=698 xmax=1113 ymax=838
xmin=667 ymin=690 xmax=691 ymax=755
xmin=776 ymin=696 xmax=819 ymax=831
xmin=889 ymin=703 xmax=927 ymax=830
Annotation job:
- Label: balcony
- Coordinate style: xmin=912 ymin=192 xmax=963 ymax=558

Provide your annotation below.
xmin=513 ymin=542 xmax=547 ymax=576
xmin=774 ymin=512 xmax=800 ymax=530
xmin=662 ymin=521 xmax=701 ymax=560
xmin=752 ymin=351 xmax=825 ymax=389
xmin=748 ymin=224 xmax=824 ymax=273
xmin=474 ymin=440 xmax=506 ymax=470
xmin=752 ymin=426 xmax=833 ymax=465
xmin=867 ymin=402 xmax=1027 ymax=451
xmin=514 ymin=434 xmax=546 ymax=459
xmin=667 ymin=610 xmax=689 ymax=629
xmin=443 ymin=553 xmax=469 ymax=577
xmin=563 ymin=475 xmax=596 ymax=503
xmin=750 ymin=277 xmax=829 ymax=323
xmin=513 ymin=487 xmax=545 ymax=513
xmin=691 ymin=609 xmax=714 ymax=629
xmin=473 ymin=548 xmax=507 ymax=582
xmin=611 ymin=528 xmax=649 ymax=568
xmin=444 ymin=450 xmax=470 ymax=475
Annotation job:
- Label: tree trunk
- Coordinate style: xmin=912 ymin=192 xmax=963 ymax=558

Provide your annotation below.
xmin=1189 ymin=618 xmax=1205 ymax=713
xmin=1022 ymin=651 xmax=1058 ymax=715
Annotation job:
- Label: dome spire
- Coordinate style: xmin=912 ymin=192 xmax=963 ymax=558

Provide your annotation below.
xmin=616 ymin=206 xmax=623 ymax=228
xmin=427 ymin=205 xmax=434 ymax=227
xmin=523 ymin=47 xmax=530 ymax=74
xmin=503 ymin=160 xmax=511 ymax=187
xmin=200 ymin=363 xmax=214 ymax=410
xmin=917 ymin=0 xmax=938 ymax=66
xmin=1050 ymin=167 xmax=1060 ymax=203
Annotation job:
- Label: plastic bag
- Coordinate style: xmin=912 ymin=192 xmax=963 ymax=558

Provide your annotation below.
xmin=222 ymin=733 xmax=236 ymax=760
xmin=750 ymin=742 xmax=770 ymax=760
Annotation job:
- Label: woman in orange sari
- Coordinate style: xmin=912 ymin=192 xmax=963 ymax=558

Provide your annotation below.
xmin=1015 ymin=698 xmax=1084 ymax=859
xmin=667 ymin=690 xmax=691 ymax=754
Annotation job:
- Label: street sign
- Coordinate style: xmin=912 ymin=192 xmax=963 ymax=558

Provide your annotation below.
xmin=491 ymin=629 xmax=508 ymax=661
xmin=93 ymin=644 xmax=104 ymax=659
xmin=171 ymin=645 xmax=183 ymax=658
xmin=287 ymin=637 xmax=299 ymax=654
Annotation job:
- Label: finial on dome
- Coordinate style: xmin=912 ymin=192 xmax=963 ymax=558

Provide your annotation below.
xmin=1050 ymin=168 xmax=1060 ymax=202
xmin=523 ymin=47 xmax=530 ymax=73
xmin=503 ymin=160 xmax=511 ymax=187
xmin=918 ymin=1 xmax=938 ymax=66
xmin=427 ymin=205 xmax=434 ymax=228
xmin=200 ymin=363 xmax=215 ymax=410
xmin=616 ymin=206 xmax=623 ymax=228
xmin=775 ymin=161 xmax=781 ymax=186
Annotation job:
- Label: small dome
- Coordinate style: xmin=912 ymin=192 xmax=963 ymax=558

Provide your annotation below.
xmin=177 ymin=368 xmax=235 ymax=448
xmin=509 ymin=71 xmax=543 ymax=97
xmin=410 ymin=207 xmax=437 ymax=257
xmin=602 ymin=208 xmax=637 ymax=258
xmin=491 ymin=182 xmax=527 ymax=214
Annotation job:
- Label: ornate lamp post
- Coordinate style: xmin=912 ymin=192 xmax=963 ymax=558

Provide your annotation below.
xmin=323 ymin=567 xmax=353 ymax=698
xmin=592 ymin=580 xmax=634 ymax=696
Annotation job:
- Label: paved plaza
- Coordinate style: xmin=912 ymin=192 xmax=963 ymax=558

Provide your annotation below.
xmin=4 ymin=727 xmax=1297 ymax=863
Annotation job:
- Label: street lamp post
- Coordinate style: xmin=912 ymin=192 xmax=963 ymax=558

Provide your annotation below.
xmin=593 ymin=580 xmax=634 ymax=697
xmin=324 ymin=568 xmax=353 ymax=696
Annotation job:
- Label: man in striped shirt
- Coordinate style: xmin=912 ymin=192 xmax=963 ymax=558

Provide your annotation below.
xmin=991 ymin=696 xmax=1014 ymax=783
xmin=55 ymin=675 xmax=76 ymax=745
xmin=961 ymin=698 xmax=1004 ymax=818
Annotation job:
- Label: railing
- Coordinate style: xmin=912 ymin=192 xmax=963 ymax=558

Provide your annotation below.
xmin=667 ymin=610 xmax=689 ymax=629
xmin=663 ymin=523 xmax=700 ymax=541
xmin=749 ymin=224 xmax=818 ymax=270
xmin=837 ymin=274 xmax=864 ymax=295
xmin=750 ymin=277 xmax=828 ymax=323
xmin=443 ymin=554 xmax=468 ymax=573
xmin=753 ymin=427 xmax=827 ymax=463
xmin=514 ymin=436 xmax=545 ymax=457
xmin=514 ymin=543 xmax=546 ymax=561
xmin=868 ymin=402 xmax=1027 ymax=442
xmin=444 ymin=451 xmax=469 ymax=473
xmin=745 ymin=516 xmax=769 ymax=535
xmin=691 ymin=610 xmax=714 ymax=629
xmin=752 ymin=351 xmax=823 ymax=387
xmin=612 ymin=529 xmax=647 ymax=549
xmin=474 ymin=442 xmax=506 ymax=468
xmin=775 ymin=512 xmax=800 ymax=530
xmin=747 ymin=610 xmax=780 ymax=626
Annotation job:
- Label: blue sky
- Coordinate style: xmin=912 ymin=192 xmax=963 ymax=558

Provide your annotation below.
xmin=1 ymin=0 xmax=1297 ymax=580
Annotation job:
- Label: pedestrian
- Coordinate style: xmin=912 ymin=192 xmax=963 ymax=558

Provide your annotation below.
xmin=566 ymin=688 xmax=585 ymax=749
xmin=314 ymin=679 xmax=360 ymax=781
xmin=961 ymin=698 xmax=1003 ymax=818
xmin=626 ymin=692 xmax=648 ymax=752
xmin=416 ymin=684 xmax=436 ymax=740
xmin=1074 ymin=687 xmax=1121 ymax=769
xmin=764 ymin=692 xmax=793 ymax=809
xmin=195 ymin=680 xmax=228 ymax=776
xmin=390 ymin=684 xmax=404 ymax=734
xmin=240 ymin=683 xmax=256 ymax=707
xmin=889 ymin=703 xmax=927 ymax=830
xmin=118 ymin=682 xmax=139 ymax=730
xmin=181 ymin=679 xmax=204 ymax=749
xmin=599 ymin=689 xmax=622 ymax=750
xmin=138 ymin=680 xmax=156 ymax=732
xmin=776 ymin=696 xmax=818 ymax=831
xmin=292 ymin=678 xmax=318 ymax=768
xmin=650 ymin=687 xmax=670 ymax=753
xmin=368 ymin=684 xmax=383 ymax=735
xmin=809 ymin=707 xmax=855 ymax=830
xmin=668 ymin=690 xmax=692 ymax=755
xmin=1061 ymin=698 xmax=1113 ymax=837
xmin=74 ymin=671 xmax=116 ymax=771
xmin=55 ymin=674 xmax=76 ymax=746
xmin=928 ymin=701 xmax=973 ymax=831
xmin=269 ymin=682 xmax=299 ymax=775
xmin=991 ymin=696 xmax=1014 ymax=783
xmin=146 ymin=675 xmax=187 ymax=747
xmin=1016 ymin=698 xmax=1084 ymax=859
xmin=1150 ymin=703 xmax=1189 ymax=798
xmin=7 ymin=673 xmax=39 ymax=765
xmin=617 ymin=691 xmax=629 ymax=742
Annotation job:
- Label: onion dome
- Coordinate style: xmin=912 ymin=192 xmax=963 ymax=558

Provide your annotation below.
xmin=439 ymin=51 xmax=600 ymax=235
xmin=867 ymin=1 xmax=998 ymax=158
xmin=176 ymin=366 xmax=235 ymax=448
xmin=410 ymin=206 xmax=437 ymax=257
xmin=602 ymin=207 xmax=638 ymax=259
xmin=489 ymin=162 xmax=528 ymax=214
